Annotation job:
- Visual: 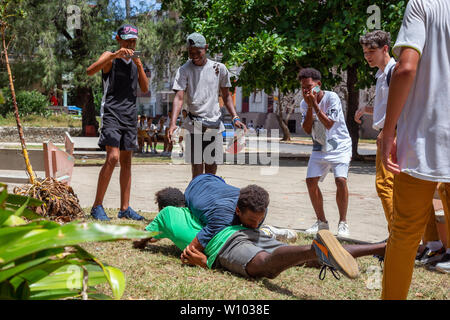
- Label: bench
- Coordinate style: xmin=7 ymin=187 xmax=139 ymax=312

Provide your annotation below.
xmin=0 ymin=135 xmax=75 ymax=185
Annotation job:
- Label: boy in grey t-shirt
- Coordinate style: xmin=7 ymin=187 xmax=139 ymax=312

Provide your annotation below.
xmin=168 ymin=33 xmax=246 ymax=179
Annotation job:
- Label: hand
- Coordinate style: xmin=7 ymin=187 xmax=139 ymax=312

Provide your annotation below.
xmin=234 ymin=120 xmax=247 ymax=133
xmin=181 ymin=245 xmax=208 ymax=268
xmin=114 ymin=47 xmax=135 ymax=59
xmin=354 ymin=107 xmax=366 ymax=124
xmin=303 ymin=89 xmax=317 ymax=107
xmin=132 ymin=56 xmax=142 ymax=66
xmin=167 ymin=124 xmax=177 ymax=143
xmin=381 ymin=132 xmax=400 ymax=174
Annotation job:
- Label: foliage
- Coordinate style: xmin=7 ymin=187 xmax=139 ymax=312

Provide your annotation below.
xmin=0 ymin=88 xmax=50 ymax=117
xmin=163 ymin=0 xmax=406 ymax=92
xmin=0 ymin=183 xmax=155 ymax=300
xmin=161 ymin=0 xmax=407 ymax=143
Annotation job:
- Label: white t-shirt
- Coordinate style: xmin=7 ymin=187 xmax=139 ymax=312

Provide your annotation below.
xmin=373 ymin=57 xmax=397 ymax=130
xmin=172 ymin=59 xmax=231 ymax=133
xmin=300 ymin=91 xmax=352 ymax=162
xmin=148 ymin=123 xmax=157 ymax=136
xmin=392 ymin=0 xmax=450 ymax=182
xmin=156 ymin=123 xmax=166 ymax=134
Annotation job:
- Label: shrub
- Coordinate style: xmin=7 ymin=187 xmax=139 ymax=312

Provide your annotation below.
xmin=1 ymin=89 xmax=51 ymax=117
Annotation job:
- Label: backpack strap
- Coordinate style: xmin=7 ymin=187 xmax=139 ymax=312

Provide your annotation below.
xmin=386 ymin=63 xmax=395 ymax=87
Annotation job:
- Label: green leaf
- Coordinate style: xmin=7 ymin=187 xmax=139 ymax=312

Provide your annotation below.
xmin=29 ymin=264 xmax=110 ymax=291
xmin=102 ymin=266 xmax=125 ymax=300
xmin=12 ymin=196 xmax=30 ymax=217
xmin=0 ymin=185 xmax=8 ymax=207
xmin=0 ymin=223 xmax=155 ymax=265
xmin=0 ymin=248 xmax=65 ymax=282
xmin=0 ymin=280 xmax=15 ymax=300
xmin=5 ymin=204 xmax=41 ymax=220
xmin=0 ymin=209 xmax=15 ymax=227
xmin=6 ymin=194 xmax=43 ymax=207
xmin=15 ymin=280 xmax=30 ymax=299
xmin=2 ymin=215 xmax=27 ymax=227
xmin=29 ymin=289 xmax=81 ymax=300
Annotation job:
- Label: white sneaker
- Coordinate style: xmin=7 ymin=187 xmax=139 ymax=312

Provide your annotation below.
xmin=260 ymin=225 xmax=298 ymax=243
xmin=337 ymin=221 xmax=350 ymax=237
xmin=305 ymin=220 xmax=329 ymax=234
xmin=435 ymin=254 xmax=450 ymax=274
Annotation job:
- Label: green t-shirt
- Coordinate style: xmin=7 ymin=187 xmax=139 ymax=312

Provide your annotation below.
xmin=145 ymin=206 xmax=246 ymax=268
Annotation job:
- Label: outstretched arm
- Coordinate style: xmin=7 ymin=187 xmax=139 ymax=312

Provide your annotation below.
xmin=86 ymin=48 xmax=135 ymax=76
xmin=168 ymin=90 xmax=184 ymax=143
xmin=381 ymin=47 xmax=420 ymax=174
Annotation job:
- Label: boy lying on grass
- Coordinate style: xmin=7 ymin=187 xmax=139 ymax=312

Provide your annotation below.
xmin=133 ymin=188 xmax=386 ymax=280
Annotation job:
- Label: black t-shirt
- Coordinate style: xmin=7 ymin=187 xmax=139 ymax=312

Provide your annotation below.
xmin=101 ymin=58 xmax=138 ymax=130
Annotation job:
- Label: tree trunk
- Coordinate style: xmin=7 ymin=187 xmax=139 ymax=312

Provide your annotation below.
xmin=2 ymin=24 xmax=36 ymax=184
xmin=125 ymin=0 xmax=131 ymax=18
xmin=276 ymin=93 xmax=291 ymax=141
xmin=76 ymin=86 xmax=99 ymax=136
xmin=346 ymin=65 xmax=361 ymax=159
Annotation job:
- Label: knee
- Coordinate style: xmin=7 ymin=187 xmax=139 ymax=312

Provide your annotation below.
xmin=335 ymin=177 xmax=347 ymax=189
xmin=106 ymin=154 xmax=119 ymax=167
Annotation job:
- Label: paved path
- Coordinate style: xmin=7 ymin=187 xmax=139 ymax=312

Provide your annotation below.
xmin=69 ymin=160 xmax=388 ymax=243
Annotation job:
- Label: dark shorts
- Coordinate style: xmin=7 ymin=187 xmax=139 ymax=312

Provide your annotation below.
xmin=184 ymin=129 xmax=223 ymax=165
xmin=98 ymin=127 xmax=137 ymax=151
xmin=213 ymin=229 xmax=288 ymax=278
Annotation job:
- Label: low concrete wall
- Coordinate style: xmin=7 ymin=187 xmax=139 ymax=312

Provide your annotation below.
xmin=0 ymin=127 xmax=82 ymax=143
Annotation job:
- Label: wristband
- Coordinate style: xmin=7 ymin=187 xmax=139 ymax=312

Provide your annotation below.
xmin=232 ymin=117 xmax=240 ymax=125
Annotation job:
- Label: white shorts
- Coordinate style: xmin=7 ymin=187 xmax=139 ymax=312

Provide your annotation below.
xmin=306 ymin=157 xmax=350 ymax=182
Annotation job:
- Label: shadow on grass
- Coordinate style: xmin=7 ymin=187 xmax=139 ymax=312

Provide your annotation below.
xmin=261 ymin=279 xmax=315 ymax=300
xmin=143 ymin=243 xmax=181 ymax=259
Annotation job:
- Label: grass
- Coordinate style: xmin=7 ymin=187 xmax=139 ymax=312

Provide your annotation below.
xmin=0 ymin=113 xmax=82 ymax=128
xmin=79 ymin=208 xmax=450 ymax=300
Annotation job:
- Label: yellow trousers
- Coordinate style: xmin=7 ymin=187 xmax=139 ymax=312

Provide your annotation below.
xmin=376 ymin=146 xmax=438 ymax=240
xmin=437 ymin=183 xmax=450 ymax=248
xmin=382 ymin=173 xmax=450 ymax=300
xmin=375 ymin=146 xmax=395 ymax=231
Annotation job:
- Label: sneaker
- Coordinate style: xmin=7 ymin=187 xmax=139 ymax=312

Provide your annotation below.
xmin=260 ymin=225 xmax=298 ymax=243
xmin=118 ymin=207 xmax=144 ymax=221
xmin=417 ymin=246 xmax=446 ymax=265
xmin=305 ymin=220 xmax=329 ymax=234
xmin=312 ymin=230 xmax=359 ymax=280
xmin=435 ymin=253 xmax=450 ymax=274
xmin=337 ymin=221 xmax=350 ymax=237
xmin=91 ymin=205 xmax=110 ymax=221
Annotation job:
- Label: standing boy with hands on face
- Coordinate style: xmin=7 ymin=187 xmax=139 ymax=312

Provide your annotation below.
xmin=86 ymin=24 xmax=149 ymax=221
xmin=299 ymin=68 xmax=353 ymax=238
